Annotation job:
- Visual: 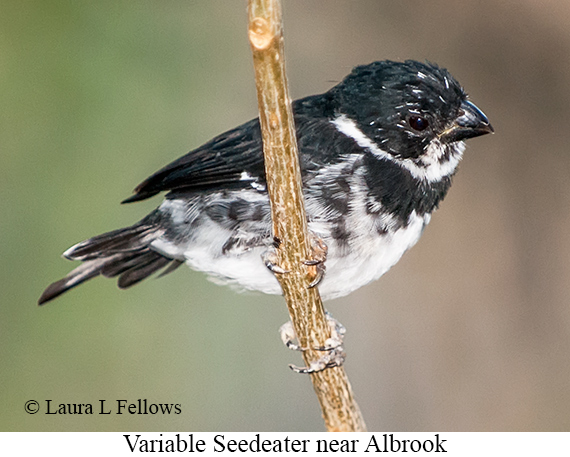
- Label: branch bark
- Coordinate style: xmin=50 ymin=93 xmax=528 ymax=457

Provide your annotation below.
xmin=247 ymin=0 xmax=366 ymax=432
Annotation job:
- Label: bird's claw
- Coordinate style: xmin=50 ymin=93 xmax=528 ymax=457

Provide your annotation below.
xmin=262 ymin=240 xmax=290 ymax=275
xmin=280 ymin=312 xmax=346 ymax=374
xmin=288 ymin=346 xmax=346 ymax=374
xmin=304 ymin=233 xmax=328 ymax=288
xmin=279 ymin=320 xmax=303 ymax=352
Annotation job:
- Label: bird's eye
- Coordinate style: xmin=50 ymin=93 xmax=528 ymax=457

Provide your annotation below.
xmin=408 ymin=115 xmax=429 ymax=132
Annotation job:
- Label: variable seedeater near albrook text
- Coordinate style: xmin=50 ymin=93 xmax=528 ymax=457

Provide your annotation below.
xmin=39 ymin=60 xmax=493 ymax=305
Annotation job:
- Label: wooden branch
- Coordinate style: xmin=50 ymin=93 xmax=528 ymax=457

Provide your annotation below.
xmin=247 ymin=0 xmax=366 ymax=432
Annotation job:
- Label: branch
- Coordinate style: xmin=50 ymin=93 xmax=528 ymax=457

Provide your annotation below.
xmin=247 ymin=0 xmax=366 ymax=432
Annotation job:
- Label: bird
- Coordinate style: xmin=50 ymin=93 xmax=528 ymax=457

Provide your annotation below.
xmin=39 ymin=60 xmax=493 ymax=306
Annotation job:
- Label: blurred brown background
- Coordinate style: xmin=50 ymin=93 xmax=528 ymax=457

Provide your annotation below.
xmin=2 ymin=0 xmax=570 ymax=431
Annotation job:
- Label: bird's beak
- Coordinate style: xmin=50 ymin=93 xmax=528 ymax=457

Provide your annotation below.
xmin=440 ymin=100 xmax=494 ymax=143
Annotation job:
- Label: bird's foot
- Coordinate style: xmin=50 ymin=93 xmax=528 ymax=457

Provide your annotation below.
xmin=280 ymin=311 xmax=346 ymax=374
xmin=262 ymin=237 xmax=290 ymax=275
xmin=279 ymin=320 xmax=303 ymax=352
xmin=303 ymin=232 xmax=328 ymax=288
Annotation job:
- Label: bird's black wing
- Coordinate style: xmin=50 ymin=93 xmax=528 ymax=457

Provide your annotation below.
xmin=122 ymin=93 xmax=345 ymax=203
xmin=122 ymin=117 xmax=266 ymax=203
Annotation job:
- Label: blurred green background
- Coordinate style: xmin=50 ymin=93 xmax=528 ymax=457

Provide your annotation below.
xmin=3 ymin=0 xmax=570 ymax=431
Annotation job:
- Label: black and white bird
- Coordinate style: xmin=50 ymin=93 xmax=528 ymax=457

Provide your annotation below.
xmin=39 ymin=60 xmax=493 ymax=305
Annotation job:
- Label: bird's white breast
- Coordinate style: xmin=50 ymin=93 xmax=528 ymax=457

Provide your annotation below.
xmin=151 ymin=196 xmax=430 ymax=300
xmin=315 ymin=211 xmax=430 ymax=299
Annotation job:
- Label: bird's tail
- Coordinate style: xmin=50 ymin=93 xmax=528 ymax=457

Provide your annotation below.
xmin=38 ymin=214 xmax=183 ymax=305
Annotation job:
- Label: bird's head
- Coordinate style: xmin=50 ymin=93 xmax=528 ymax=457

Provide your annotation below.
xmin=330 ymin=60 xmax=493 ymax=182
